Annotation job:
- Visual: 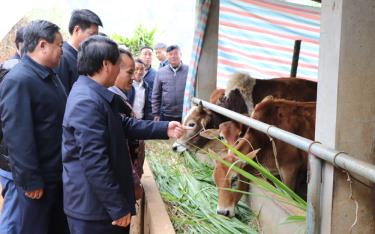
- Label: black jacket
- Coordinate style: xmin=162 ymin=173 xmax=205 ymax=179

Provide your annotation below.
xmin=62 ymin=76 xmax=169 ymax=221
xmin=56 ymin=42 xmax=78 ymax=93
xmin=0 ymin=55 xmax=67 ymax=191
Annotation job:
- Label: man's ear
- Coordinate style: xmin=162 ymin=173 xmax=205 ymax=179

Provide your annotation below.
xmin=73 ymin=25 xmax=81 ymax=34
xmin=39 ymin=39 xmax=47 ymax=49
xmin=102 ymin=60 xmax=110 ymax=72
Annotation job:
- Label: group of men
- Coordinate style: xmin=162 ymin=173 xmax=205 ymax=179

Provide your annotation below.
xmin=0 ymin=8 xmax=187 ymax=234
xmin=137 ymin=43 xmax=189 ymax=123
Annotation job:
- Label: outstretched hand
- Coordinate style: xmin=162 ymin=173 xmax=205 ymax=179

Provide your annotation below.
xmin=167 ymin=121 xmax=184 ymax=139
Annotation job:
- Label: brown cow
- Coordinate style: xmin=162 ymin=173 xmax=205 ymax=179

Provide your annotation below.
xmin=172 ymin=88 xmax=248 ymax=153
xmin=213 ymin=97 xmax=316 ymax=217
xmin=172 ymin=72 xmax=317 ymax=153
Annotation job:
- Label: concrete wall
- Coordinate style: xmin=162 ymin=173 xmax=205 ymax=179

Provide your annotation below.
xmin=249 ymin=184 xmax=305 ymax=234
xmin=316 ymin=0 xmax=375 ymax=233
xmin=195 ymin=0 xmax=219 ymax=101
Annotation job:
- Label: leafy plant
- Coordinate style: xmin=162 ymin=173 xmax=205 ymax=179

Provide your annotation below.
xmin=208 ymin=139 xmax=307 ymax=221
xmin=111 ymin=24 xmax=156 ymax=56
xmin=146 ymin=141 xmax=258 ymax=234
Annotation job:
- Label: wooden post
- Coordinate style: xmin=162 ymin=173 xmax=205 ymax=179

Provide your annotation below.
xmin=290 ymin=40 xmax=301 ymax=77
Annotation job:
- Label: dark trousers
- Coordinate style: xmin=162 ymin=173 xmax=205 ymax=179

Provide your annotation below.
xmin=67 ymin=216 xmax=130 ymax=234
xmin=160 ymin=114 xmax=182 ymax=122
xmin=16 ymin=181 xmax=69 ymax=234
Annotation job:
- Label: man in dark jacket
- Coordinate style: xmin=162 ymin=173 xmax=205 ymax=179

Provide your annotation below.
xmin=152 ymin=45 xmax=189 ymax=122
xmin=139 ymin=46 xmax=156 ymax=120
xmin=62 ymin=35 xmax=183 ymax=234
xmin=56 ymin=9 xmax=102 ymax=93
xmin=0 ymin=20 xmax=69 ymax=234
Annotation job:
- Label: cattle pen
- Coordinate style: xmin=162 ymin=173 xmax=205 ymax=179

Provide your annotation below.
xmin=191 ymin=97 xmax=375 ymax=234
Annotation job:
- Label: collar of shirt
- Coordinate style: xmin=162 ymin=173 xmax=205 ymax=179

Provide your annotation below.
xmin=79 ymin=75 xmax=115 ymax=103
xmin=108 ymin=86 xmax=129 ymax=101
xmin=65 ymin=41 xmax=79 ymax=55
xmin=169 ymin=62 xmax=182 ymax=73
xmin=23 ymin=55 xmax=55 ymax=80
xmin=133 ymin=80 xmax=144 ymax=88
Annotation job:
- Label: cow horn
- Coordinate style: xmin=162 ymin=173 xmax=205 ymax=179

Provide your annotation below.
xmin=246 ymin=148 xmax=260 ymax=160
xmin=197 ymin=101 xmax=204 ymax=113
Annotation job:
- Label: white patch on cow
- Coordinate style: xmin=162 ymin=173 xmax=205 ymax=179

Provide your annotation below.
xmin=225 ymin=72 xmax=256 ymax=113
xmin=172 ymin=141 xmax=187 ymax=153
xmin=217 ymin=205 xmax=235 ymax=217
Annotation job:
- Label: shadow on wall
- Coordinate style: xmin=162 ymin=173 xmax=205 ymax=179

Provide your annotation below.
xmin=0 ymin=17 xmax=29 ymax=63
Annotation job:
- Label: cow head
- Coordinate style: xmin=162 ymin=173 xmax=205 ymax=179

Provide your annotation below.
xmin=213 ymin=149 xmax=259 ymax=217
xmin=172 ymin=101 xmax=216 ymax=153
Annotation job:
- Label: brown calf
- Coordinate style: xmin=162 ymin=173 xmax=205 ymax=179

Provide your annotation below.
xmin=214 ymin=97 xmax=316 ymax=217
xmin=173 ymin=73 xmax=317 ymax=153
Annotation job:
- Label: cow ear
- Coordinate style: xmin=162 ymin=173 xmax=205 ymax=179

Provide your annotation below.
xmin=200 ymin=128 xmax=220 ymax=139
xmin=246 ymin=148 xmax=260 ymax=159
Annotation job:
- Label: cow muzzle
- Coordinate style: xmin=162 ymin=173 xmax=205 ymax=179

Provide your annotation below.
xmin=216 ymin=208 xmax=235 ymax=217
xmin=172 ymin=142 xmax=187 ymax=153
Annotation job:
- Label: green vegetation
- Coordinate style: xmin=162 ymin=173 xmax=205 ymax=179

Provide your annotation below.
xmin=210 ymin=139 xmax=307 ymax=222
xmin=111 ymin=24 xmax=156 ymax=56
xmin=146 ymin=141 xmax=258 ymax=234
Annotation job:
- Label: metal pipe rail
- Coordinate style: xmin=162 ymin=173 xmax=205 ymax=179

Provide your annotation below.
xmin=192 ymin=97 xmax=375 ymax=183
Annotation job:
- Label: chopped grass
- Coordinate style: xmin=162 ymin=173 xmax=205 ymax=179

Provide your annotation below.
xmin=146 ymin=140 xmax=258 ymax=234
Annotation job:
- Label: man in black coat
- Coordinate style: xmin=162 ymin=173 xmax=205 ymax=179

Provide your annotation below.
xmin=62 ymin=35 xmax=183 ymax=234
xmin=0 ymin=20 xmax=69 ymax=234
xmin=56 ymin=9 xmax=102 ymax=93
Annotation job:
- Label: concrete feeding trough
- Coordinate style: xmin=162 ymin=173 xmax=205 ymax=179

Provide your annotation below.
xmin=130 ymin=161 xmax=175 ymax=234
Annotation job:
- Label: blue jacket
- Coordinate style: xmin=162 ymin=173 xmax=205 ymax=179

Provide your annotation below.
xmin=142 ymin=67 xmax=156 ymax=120
xmin=152 ymin=63 xmax=188 ymax=118
xmin=62 ymin=76 xmax=169 ymax=221
xmin=56 ymin=42 xmax=78 ymax=93
xmin=0 ymin=55 xmax=67 ymax=191
xmin=159 ymin=59 xmax=169 ymax=69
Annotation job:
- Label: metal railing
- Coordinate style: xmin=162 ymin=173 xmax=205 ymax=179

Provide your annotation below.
xmin=192 ymin=97 xmax=375 ymax=233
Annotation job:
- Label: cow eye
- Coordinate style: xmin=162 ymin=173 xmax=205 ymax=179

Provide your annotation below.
xmin=218 ymin=135 xmax=224 ymax=141
xmin=188 ymin=122 xmax=196 ymax=128
xmin=230 ymin=175 xmax=239 ymax=188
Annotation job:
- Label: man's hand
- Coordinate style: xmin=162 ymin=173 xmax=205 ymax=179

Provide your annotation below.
xmin=154 ymin=116 xmax=160 ymax=121
xmin=112 ymin=213 xmax=131 ymax=227
xmin=167 ymin=121 xmax=183 ymax=139
xmin=25 ymin=188 xmax=44 ymax=199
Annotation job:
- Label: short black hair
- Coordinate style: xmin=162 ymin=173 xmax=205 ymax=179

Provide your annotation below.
xmin=166 ymin=45 xmax=180 ymax=53
xmin=139 ymin=46 xmax=153 ymax=53
xmin=15 ymin=27 xmax=24 ymax=49
xmin=68 ymin=9 xmax=103 ymax=35
xmin=23 ymin=20 xmax=60 ymax=53
xmin=119 ymin=48 xmax=134 ymax=61
xmin=134 ymin=58 xmax=145 ymax=66
xmin=78 ymin=35 xmax=119 ymax=76
xmin=154 ymin=43 xmax=167 ymax=50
